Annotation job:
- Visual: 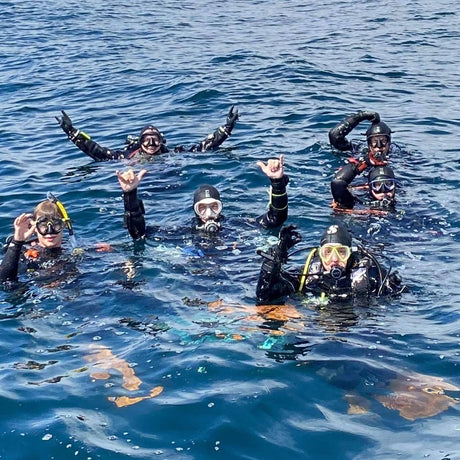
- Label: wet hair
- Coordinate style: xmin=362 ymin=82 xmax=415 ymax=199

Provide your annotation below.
xmin=33 ymin=201 xmax=62 ymax=220
xmin=320 ymin=224 xmax=352 ymax=247
xmin=366 ymin=121 xmax=392 ymax=143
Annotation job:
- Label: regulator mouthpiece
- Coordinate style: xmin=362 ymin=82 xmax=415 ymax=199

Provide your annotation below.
xmin=204 ymin=221 xmax=220 ymax=233
xmin=330 ymin=266 xmax=343 ymax=279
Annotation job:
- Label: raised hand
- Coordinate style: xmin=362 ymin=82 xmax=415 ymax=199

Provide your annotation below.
xmin=256 ymin=154 xmax=284 ymax=180
xmin=225 ymin=105 xmax=239 ymax=134
xmin=359 ymin=110 xmax=380 ymax=123
xmin=13 ymin=213 xmax=36 ymax=242
xmin=278 ymin=224 xmax=302 ymax=254
xmin=116 ymin=169 xmax=147 ymax=193
xmin=55 ymin=110 xmax=75 ymax=136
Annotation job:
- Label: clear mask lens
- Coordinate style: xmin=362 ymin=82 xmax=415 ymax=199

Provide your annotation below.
xmin=370 ymin=179 xmax=395 ymax=193
xmin=319 ymin=244 xmax=351 ymax=264
xmin=194 ymin=200 xmax=223 ymax=219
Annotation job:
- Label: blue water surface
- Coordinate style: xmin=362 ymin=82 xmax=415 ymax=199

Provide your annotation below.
xmin=1 ymin=0 xmax=459 ymax=459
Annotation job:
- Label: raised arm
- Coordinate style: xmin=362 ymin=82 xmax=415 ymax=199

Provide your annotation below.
xmin=116 ymin=169 xmax=148 ymax=240
xmin=193 ymin=105 xmax=239 ymax=152
xmin=0 ymin=213 xmax=36 ymax=283
xmin=330 ymin=161 xmax=363 ymax=209
xmin=329 ymin=110 xmax=380 ymax=151
xmin=57 ymin=111 xmax=127 ymax=161
xmin=256 ymin=225 xmax=302 ymax=303
xmin=256 ymin=154 xmax=289 ymax=228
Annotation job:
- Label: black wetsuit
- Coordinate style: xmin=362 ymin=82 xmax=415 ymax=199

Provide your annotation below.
xmin=64 ymin=119 xmax=234 ymax=162
xmin=122 ymin=176 xmax=289 ymax=240
xmin=329 ymin=110 xmax=398 ymax=164
xmin=256 ymin=248 xmax=403 ymax=303
xmin=329 ymin=112 xmax=397 ymax=210
xmin=329 ymin=110 xmax=391 ymax=155
xmin=0 ymin=239 xmax=76 ymax=285
xmin=331 ymin=164 xmax=395 ymax=211
xmin=328 ymin=111 xmax=371 ymax=154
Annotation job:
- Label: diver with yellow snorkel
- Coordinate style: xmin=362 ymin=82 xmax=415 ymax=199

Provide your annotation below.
xmin=0 ymin=194 xmax=81 ymax=284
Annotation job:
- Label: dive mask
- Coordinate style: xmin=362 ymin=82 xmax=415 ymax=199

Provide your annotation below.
xmin=370 ymin=178 xmax=396 ymax=193
xmin=319 ymin=244 xmax=351 ymax=264
xmin=368 ymin=135 xmax=389 ymax=149
xmin=194 ymin=199 xmax=223 ymax=220
xmin=141 ymin=134 xmax=161 ymax=148
xmin=36 ymin=217 xmax=65 ymax=236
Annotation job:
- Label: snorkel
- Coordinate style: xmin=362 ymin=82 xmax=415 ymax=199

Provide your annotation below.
xmin=47 ymin=192 xmax=78 ymax=249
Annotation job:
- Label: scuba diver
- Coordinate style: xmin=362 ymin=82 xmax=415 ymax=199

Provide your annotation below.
xmin=256 ymin=223 xmax=405 ymax=303
xmin=116 ymin=155 xmax=289 ymax=240
xmin=329 ymin=110 xmax=397 ymax=172
xmin=331 ymin=164 xmax=397 ymax=211
xmin=192 ymin=184 xmax=225 ymax=234
xmin=56 ymin=106 xmax=239 ymax=162
xmin=0 ymin=194 xmax=78 ymax=285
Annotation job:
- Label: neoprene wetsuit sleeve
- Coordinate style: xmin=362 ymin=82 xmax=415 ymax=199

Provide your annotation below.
xmin=69 ymin=130 xmax=128 ymax=161
xmin=259 ymin=176 xmax=289 ymax=228
xmin=0 ymin=240 xmax=24 ymax=283
xmin=329 ymin=111 xmax=379 ymax=151
xmin=123 ymin=189 xmax=146 ymax=240
xmin=196 ymin=125 xmax=231 ymax=152
xmin=331 ymin=163 xmax=359 ymax=209
xmin=173 ymin=125 xmax=230 ymax=153
xmin=195 ymin=106 xmax=239 ymax=152
xmin=256 ymin=247 xmax=299 ymax=302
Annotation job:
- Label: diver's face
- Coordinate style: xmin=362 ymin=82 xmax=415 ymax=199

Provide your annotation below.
xmin=319 ymin=244 xmax=351 ymax=272
xmin=140 ymin=134 xmax=162 ymax=155
xmin=34 ymin=216 xmax=63 ymax=249
xmin=368 ymin=135 xmax=390 ymax=164
xmin=369 ymin=178 xmax=396 ymax=202
xmin=371 ymin=189 xmax=395 ymax=202
xmin=194 ymin=199 xmax=222 ymax=223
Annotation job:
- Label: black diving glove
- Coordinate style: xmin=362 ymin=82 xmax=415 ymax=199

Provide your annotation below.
xmin=199 ymin=105 xmax=239 ymax=151
xmin=257 ymin=225 xmax=301 ymax=275
xmin=224 ymin=105 xmax=239 ymax=135
xmin=56 ymin=110 xmax=84 ymax=142
xmin=277 ymin=224 xmax=302 ymax=262
xmin=358 ymin=110 xmax=380 ymax=123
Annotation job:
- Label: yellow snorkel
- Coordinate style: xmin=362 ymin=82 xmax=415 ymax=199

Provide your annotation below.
xmin=47 ymin=192 xmax=78 ymax=249
xmin=298 ymin=248 xmax=317 ymax=292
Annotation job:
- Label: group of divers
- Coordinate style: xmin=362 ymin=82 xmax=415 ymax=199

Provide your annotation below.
xmin=0 ymin=107 xmax=408 ymax=305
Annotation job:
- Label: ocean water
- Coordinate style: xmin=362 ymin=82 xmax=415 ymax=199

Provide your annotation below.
xmin=0 ymin=0 xmax=459 ymax=458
